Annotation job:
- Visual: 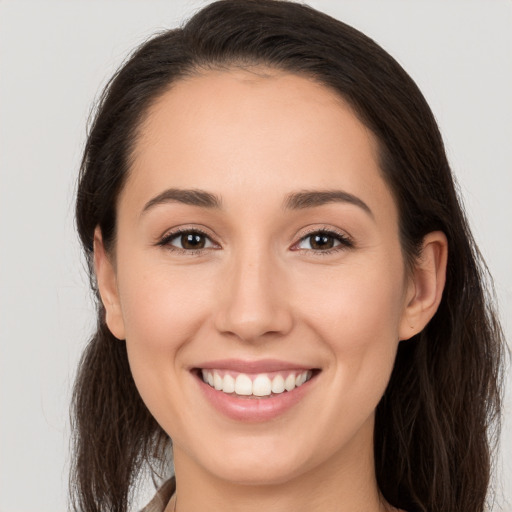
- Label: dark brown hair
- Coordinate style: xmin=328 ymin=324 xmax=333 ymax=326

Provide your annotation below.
xmin=71 ymin=1 xmax=505 ymax=511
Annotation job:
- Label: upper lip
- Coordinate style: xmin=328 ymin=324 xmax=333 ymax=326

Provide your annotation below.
xmin=193 ymin=359 xmax=317 ymax=373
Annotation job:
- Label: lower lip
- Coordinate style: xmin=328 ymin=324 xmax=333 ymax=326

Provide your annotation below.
xmin=194 ymin=371 xmax=318 ymax=422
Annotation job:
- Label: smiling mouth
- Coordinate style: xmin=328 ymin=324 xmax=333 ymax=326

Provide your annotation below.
xmin=194 ymin=368 xmax=321 ymax=398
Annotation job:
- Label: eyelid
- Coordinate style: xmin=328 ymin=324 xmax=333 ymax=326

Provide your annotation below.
xmin=157 ymin=226 xmax=221 ymax=254
xmin=290 ymin=226 xmax=354 ymax=253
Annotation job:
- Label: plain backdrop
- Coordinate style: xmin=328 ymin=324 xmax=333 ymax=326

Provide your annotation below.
xmin=0 ymin=1 xmax=511 ymax=510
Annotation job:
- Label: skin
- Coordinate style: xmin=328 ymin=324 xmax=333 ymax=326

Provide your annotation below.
xmin=95 ymin=68 xmax=447 ymax=512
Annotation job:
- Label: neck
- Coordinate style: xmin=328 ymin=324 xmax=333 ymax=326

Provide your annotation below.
xmin=168 ymin=418 xmax=393 ymax=512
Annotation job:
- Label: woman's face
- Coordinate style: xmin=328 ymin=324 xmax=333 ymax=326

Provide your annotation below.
xmin=98 ymin=68 xmax=418 ymax=485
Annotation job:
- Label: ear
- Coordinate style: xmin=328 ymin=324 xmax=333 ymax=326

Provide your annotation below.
xmin=93 ymin=227 xmax=126 ymax=340
xmin=399 ymin=231 xmax=448 ymax=341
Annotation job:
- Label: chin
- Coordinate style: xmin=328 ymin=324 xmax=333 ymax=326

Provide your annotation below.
xmin=199 ymin=440 xmax=310 ymax=486
xmin=213 ymin=462 xmax=304 ymax=487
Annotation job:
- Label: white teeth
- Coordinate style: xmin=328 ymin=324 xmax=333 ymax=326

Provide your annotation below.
xmin=223 ymin=373 xmax=235 ymax=393
xmin=252 ymin=374 xmax=272 ymax=396
xmin=271 ymin=375 xmax=285 ymax=394
xmin=284 ymin=374 xmax=296 ymax=391
xmin=200 ymin=369 xmax=314 ymax=397
xmin=213 ymin=372 xmax=223 ymax=390
xmin=235 ymin=374 xmax=253 ymax=395
xmin=296 ymin=371 xmax=308 ymax=386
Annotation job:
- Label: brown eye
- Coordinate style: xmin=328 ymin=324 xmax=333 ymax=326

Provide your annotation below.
xmin=309 ymin=233 xmax=335 ymax=250
xmin=180 ymin=232 xmax=206 ymax=249
xmin=295 ymin=230 xmax=352 ymax=252
xmin=160 ymin=230 xmax=216 ymax=251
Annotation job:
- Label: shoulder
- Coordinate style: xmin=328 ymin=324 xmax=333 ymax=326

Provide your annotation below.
xmin=140 ymin=477 xmax=176 ymax=512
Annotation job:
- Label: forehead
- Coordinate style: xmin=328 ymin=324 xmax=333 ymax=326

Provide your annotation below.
xmin=122 ymin=67 xmax=396 ymax=223
xmin=137 ymin=67 xmax=372 ymax=156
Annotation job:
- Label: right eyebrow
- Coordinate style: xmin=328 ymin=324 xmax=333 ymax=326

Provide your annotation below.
xmin=283 ymin=189 xmax=373 ymax=218
xmin=140 ymin=188 xmax=222 ymax=216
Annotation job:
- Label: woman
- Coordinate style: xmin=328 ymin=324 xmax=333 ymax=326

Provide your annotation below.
xmin=71 ymin=1 xmax=505 ymax=511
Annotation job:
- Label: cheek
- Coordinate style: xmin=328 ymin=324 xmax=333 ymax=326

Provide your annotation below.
xmin=300 ymin=260 xmax=405 ymax=341
xmin=118 ymin=262 xmax=213 ymax=351
xmin=288 ymin=261 xmax=405 ymax=450
xmin=115 ymin=260 xmax=215 ymax=416
xmin=297 ymin=257 xmax=406 ymax=390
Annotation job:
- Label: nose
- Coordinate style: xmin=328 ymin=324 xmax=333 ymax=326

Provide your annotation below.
xmin=213 ymin=248 xmax=294 ymax=343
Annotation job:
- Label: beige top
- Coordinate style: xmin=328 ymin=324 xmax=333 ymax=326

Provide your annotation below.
xmin=140 ymin=477 xmax=176 ymax=512
xmin=140 ymin=476 xmax=407 ymax=512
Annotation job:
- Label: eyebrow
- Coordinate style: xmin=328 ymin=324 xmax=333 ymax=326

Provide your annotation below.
xmin=140 ymin=187 xmax=372 ymax=218
xmin=141 ymin=188 xmax=222 ymax=215
xmin=283 ymin=190 xmax=373 ymax=217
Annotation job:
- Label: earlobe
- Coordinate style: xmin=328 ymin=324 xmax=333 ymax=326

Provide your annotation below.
xmin=93 ymin=227 xmax=126 ymax=340
xmin=399 ymin=231 xmax=448 ymax=341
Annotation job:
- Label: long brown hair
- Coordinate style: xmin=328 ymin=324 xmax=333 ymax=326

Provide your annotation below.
xmin=71 ymin=1 xmax=505 ymax=511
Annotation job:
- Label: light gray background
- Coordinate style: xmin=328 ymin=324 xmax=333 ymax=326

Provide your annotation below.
xmin=1 ymin=1 xmax=511 ymax=510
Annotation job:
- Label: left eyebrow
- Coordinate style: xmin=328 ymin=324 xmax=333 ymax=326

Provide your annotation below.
xmin=283 ymin=189 xmax=374 ymax=218
xmin=141 ymin=188 xmax=223 ymax=216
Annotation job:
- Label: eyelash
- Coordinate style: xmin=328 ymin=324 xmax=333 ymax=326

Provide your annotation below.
xmin=292 ymin=227 xmax=354 ymax=255
xmin=157 ymin=227 xmax=217 ymax=255
xmin=157 ymin=227 xmax=354 ymax=256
